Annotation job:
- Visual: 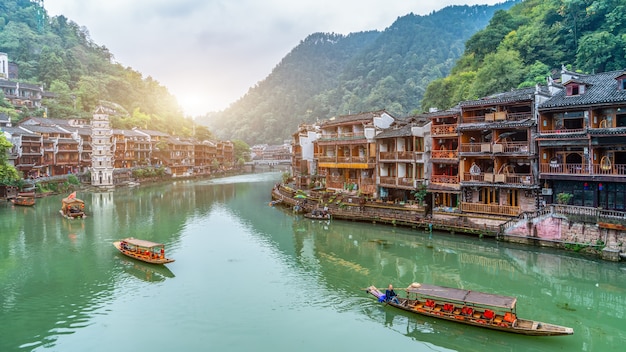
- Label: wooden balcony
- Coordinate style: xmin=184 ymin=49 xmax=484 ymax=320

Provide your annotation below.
xmin=461 ymin=202 xmax=520 ymax=216
xmin=318 ymin=132 xmax=364 ymax=141
xmin=539 ymin=128 xmax=586 ymax=135
xmin=492 ymin=142 xmax=530 ymax=154
xmin=462 ymin=115 xmax=485 ymax=123
xmin=431 ymin=150 xmax=458 ymax=159
xmin=431 ymin=124 xmax=457 ymax=136
xmin=431 ymin=175 xmax=459 ymax=185
xmin=379 ymin=177 xmax=417 ymax=188
xmin=462 ymin=172 xmax=534 ymax=185
xmin=379 ymin=151 xmax=424 ymax=162
xmin=459 ymin=143 xmax=482 ymax=153
xmin=540 ymin=163 xmax=626 ymax=177
xmin=507 ymin=112 xmax=532 ymax=121
xmin=317 ymin=155 xmax=376 ymax=168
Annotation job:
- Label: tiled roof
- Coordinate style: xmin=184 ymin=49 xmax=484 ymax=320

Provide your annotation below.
xmin=19 ymin=125 xmax=68 ymax=134
xmin=113 ymin=129 xmax=146 ymax=137
xmin=460 ymin=87 xmax=539 ymax=107
xmin=320 ymin=110 xmax=392 ymax=126
xmin=167 ymin=137 xmax=193 ymax=145
xmin=540 ymin=70 xmax=626 ymax=109
xmin=457 ymin=119 xmax=535 ymax=131
xmin=376 ymin=118 xmax=430 ymax=139
xmin=2 ymin=126 xmax=40 ymax=137
xmin=63 ymin=126 xmax=92 ymax=135
xmin=375 ymin=123 xmax=413 ymax=138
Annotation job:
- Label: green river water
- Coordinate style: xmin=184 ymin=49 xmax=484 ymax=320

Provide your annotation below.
xmin=1 ymin=172 xmax=624 ymax=351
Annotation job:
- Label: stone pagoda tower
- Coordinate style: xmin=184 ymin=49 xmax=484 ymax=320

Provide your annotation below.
xmin=90 ymin=105 xmax=114 ymax=187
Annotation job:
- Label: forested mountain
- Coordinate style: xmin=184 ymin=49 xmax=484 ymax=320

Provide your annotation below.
xmin=0 ymin=0 xmax=211 ymax=139
xmin=421 ymin=0 xmax=626 ymax=110
xmin=202 ymin=1 xmax=519 ymax=145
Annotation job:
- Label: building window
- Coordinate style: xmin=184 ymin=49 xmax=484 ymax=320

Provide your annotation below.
xmin=566 ymin=84 xmax=585 ymax=96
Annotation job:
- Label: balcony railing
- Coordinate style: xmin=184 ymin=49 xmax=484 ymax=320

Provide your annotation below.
xmin=462 ymin=115 xmax=485 ymax=123
xmin=539 ymin=128 xmax=586 ymax=135
xmin=431 ymin=150 xmax=458 ymax=159
xmin=462 ymin=172 xmax=534 ymax=185
xmin=507 ymin=112 xmax=533 ymax=121
xmin=431 ymin=124 xmax=457 ymax=136
xmin=540 ymin=163 xmax=626 ymax=176
xmin=492 ymin=142 xmax=530 ymax=154
xmin=379 ymin=151 xmax=423 ymax=161
xmin=430 ymin=175 xmax=459 ymax=184
xmin=461 ymin=142 xmax=530 ymax=154
xmin=459 ymin=143 xmax=482 ymax=153
xmin=317 ymin=155 xmax=375 ymax=164
xmin=379 ymin=177 xmax=417 ymax=188
xmin=318 ymin=132 xmax=365 ymax=141
xmin=461 ymin=202 xmax=520 ymax=216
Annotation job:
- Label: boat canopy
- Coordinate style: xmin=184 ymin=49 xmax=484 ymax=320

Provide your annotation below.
xmin=123 ymin=238 xmax=165 ymax=249
xmin=405 ymin=283 xmax=517 ymax=310
xmin=62 ymin=197 xmax=84 ymax=205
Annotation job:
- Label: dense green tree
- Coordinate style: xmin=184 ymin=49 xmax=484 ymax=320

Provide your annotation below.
xmin=0 ymin=134 xmax=20 ymax=185
xmin=472 ymin=49 xmax=525 ymax=98
xmin=575 ymin=31 xmax=625 ymax=72
xmin=0 ymin=0 xmax=193 ymax=138
xmin=45 ymin=80 xmax=75 ymax=114
xmin=423 ymin=0 xmax=626 ymax=110
xmin=232 ymin=140 xmax=251 ymax=163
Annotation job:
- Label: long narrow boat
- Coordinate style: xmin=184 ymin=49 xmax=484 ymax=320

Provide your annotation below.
xmin=11 ymin=195 xmax=36 ymax=206
xmin=366 ymin=284 xmax=574 ymax=336
xmin=113 ymin=238 xmax=175 ymax=264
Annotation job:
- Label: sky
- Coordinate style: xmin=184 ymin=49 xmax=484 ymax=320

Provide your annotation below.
xmin=43 ymin=0 xmax=504 ymax=117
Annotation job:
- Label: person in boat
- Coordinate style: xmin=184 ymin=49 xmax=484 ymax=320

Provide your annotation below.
xmin=385 ymin=284 xmax=399 ymax=304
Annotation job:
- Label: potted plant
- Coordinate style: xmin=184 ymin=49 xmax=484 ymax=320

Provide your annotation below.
xmin=556 ymin=192 xmax=573 ymax=205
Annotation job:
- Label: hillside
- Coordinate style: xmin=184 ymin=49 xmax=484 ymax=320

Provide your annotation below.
xmin=0 ymin=0 xmax=211 ymax=139
xmin=421 ymin=0 xmax=626 ymax=110
xmin=202 ymin=1 xmax=519 ymax=145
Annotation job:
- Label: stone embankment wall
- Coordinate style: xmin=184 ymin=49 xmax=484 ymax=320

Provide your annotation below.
xmin=275 ymin=186 xmax=626 ymax=261
xmin=501 ymin=207 xmax=625 ymax=261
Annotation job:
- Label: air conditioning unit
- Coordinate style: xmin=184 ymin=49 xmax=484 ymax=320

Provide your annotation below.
xmin=541 ymin=188 xmax=553 ymax=195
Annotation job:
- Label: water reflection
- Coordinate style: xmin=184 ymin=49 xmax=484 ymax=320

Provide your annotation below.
xmin=114 ymin=256 xmax=175 ymax=283
xmin=1 ymin=173 xmax=625 ymax=352
xmin=286 ymin=211 xmax=626 ymax=351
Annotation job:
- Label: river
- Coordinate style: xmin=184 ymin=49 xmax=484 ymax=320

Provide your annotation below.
xmin=1 ymin=172 xmax=624 ymax=351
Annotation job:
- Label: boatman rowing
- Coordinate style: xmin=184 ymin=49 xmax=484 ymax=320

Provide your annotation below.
xmin=385 ymin=284 xmax=399 ymax=304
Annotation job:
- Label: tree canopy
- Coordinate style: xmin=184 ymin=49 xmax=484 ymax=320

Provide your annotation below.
xmin=0 ymin=0 xmax=203 ymax=139
xmin=421 ymin=0 xmax=626 ymax=110
xmin=0 ymin=134 xmax=20 ymax=185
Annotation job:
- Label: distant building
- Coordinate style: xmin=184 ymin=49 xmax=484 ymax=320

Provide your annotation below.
xmin=91 ymin=106 xmax=115 ymax=186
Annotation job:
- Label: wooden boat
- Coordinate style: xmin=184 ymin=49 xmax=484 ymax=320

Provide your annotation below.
xmin=366 ymin=284 xmax=574 ymax=336
xmin=113 ymin=237 xmax=175 ymax=264
xmin=11 ymin=195 xmax=36 ymax=206
xmin=60 ymin=193 xmax=86 ymax=219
